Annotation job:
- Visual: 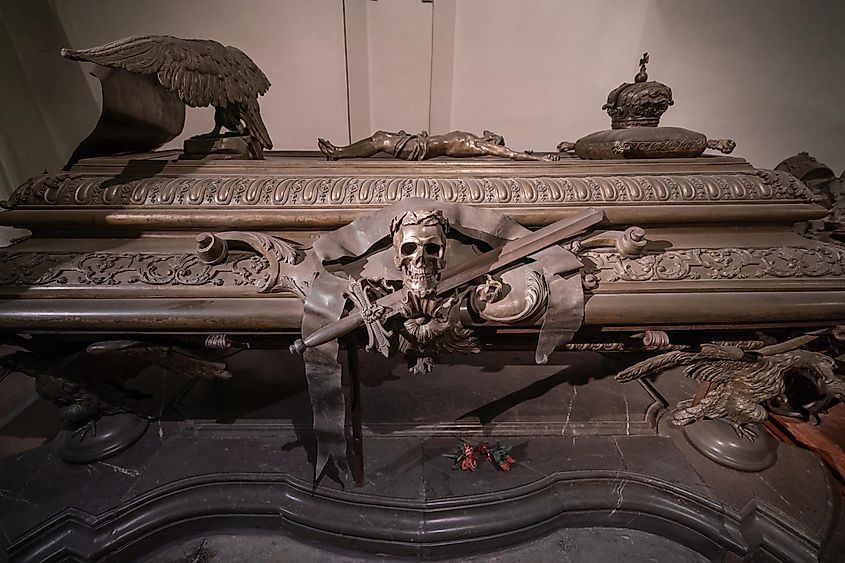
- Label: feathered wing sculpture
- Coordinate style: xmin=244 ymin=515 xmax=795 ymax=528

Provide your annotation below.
xmin=62 ymin=35 xmax=272 ymax=150
xmin=615 ymin=344 xmax=753 ymax=384
xmin=615 ymin=343 xmax=843 ymax=440
xmin=0 ymin=339 xmax=232 ymax=430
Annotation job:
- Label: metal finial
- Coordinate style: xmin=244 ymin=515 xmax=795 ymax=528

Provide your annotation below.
xmin=635 ymin=52 xmax=649 ymax=82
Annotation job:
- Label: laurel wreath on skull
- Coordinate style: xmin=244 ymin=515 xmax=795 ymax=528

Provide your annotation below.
xmin=390 ymin=210 xmax=450 ymax=299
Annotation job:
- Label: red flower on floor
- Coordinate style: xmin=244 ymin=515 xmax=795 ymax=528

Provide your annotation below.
xmin=497 ymin=454 xmax=516 ymax=472
xmin=488 ymin=442 xmax=516 ymax=472
xmin=448 ymin=440 xmax=516 ymax=472
xmin=458 ymin=442 xmax=478 ymax=471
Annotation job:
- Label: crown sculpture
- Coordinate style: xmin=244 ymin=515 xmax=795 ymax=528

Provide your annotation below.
xmin=603 ymin=52 xmax=674 ymax=129
xmin=558 ymin=53 xmax=735 ymax=159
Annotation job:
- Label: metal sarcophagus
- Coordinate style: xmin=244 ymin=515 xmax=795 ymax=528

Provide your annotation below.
xmin=2 ymin=46 xmax=844 ymax=563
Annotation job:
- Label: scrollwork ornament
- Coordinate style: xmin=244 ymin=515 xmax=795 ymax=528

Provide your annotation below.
xmin=470 ymin=269 xmax=549 ymax=324
xmin=2 ymin=170 xmax=811 ymax=210
xmin=3 ymin=244 xmax=843 ymax=292
xmin=583 ymin=245 xmax=845 ymax=285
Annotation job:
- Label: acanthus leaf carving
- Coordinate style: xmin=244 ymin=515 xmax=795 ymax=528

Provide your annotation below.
xmin=583 ymin=245 xmax=845 ymax=284
xmin=195 ymin=231 xmax=305 ymax=297
xmin=470 ymin=269 xmax=549 ymax=324
xmin=2 ymin=245 xmax=843 ymax=291
xmin=2 ymin=170 xmax=812 ymax=210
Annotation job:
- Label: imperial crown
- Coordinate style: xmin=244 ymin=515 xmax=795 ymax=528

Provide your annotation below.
xmin=602 ymin=52 xmax=674 ymax=129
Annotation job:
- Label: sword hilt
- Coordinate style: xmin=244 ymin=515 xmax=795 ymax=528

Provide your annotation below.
xmin=290 ymin=311 xmax=367 ymax=355
xmin=291 ymin=208 xmax=603 ymax=354
xmin=290 ymin=339 xmax=307 ymax=355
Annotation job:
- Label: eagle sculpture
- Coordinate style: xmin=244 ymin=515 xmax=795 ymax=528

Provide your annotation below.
xmin=615 ymin=344 xmax=844 ymax=440
xmin=0 ymin=340 xmax=232 ymax=434
xmin=61 ymin=35 xmax=273 ymax=152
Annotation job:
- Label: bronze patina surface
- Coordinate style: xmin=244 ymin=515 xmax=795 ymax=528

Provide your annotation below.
xmin=62 ymin=66 xmax=186 ymax=170
xmin=62 ymin=35 xmax=273 ymax=161
xmin=2 ymin=151 xmax=844 ymax=466
xmin=558 ymin=53 xmax=735 ymax=160
xmin=3 ymin=34 xmax=845 ymax=561
xmin=2 ymin=149 xmax=845 ymax=561
xmin=319 ymin=129 xmax=553 ymax=162
xmin=0 ymin=153 xmax=839 ymax=333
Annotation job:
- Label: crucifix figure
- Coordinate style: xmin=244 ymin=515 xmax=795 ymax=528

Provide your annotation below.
xmin=318 ymin=130 xmax=557 ymax=161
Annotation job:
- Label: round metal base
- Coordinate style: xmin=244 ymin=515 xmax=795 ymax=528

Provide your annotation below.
xmin=60 ymin=414 xmax=150 ymax=464
xmin=182 ymin=134 xmax=261 ymax=160
xmin=682 ymin=419 xmax=777 ymax=472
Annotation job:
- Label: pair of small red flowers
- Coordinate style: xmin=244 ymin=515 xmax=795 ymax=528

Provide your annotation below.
xmin=450 ymin=440 xmax=515 ymax=472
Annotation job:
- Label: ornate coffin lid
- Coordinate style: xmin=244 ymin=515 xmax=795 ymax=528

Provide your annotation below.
xmin=1 ymin=151 xmax=841 ymax=334
xmin=0 ymin=152 xmax=824 ymax=233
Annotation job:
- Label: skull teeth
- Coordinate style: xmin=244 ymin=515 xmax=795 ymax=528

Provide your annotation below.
xmin=403 ymin=270 xmax=438 ymax=283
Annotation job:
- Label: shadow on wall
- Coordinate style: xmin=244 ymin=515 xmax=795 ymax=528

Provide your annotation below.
xmin=448 ymin=0 xmax=845 ymax=172
xmin=0 ymin=1 xmax=99 ymax=198
xmin=646 ymin=0 xmax=845 ymax=171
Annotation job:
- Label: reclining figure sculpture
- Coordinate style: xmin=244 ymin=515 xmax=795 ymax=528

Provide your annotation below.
xmin=318 ymin=129 xmax=556 ymax=161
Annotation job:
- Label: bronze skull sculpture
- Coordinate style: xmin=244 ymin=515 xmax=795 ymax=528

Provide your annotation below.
xmin=390 ymin=210 xmax=449 ymax=298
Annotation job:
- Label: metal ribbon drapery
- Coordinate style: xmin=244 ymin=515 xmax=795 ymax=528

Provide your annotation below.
xmin=301 ymin=198 xmax=588 ymax=481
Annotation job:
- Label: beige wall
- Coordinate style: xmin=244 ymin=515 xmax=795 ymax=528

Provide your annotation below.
xmin=1 ymin=0 xmax=843 ymax=197
xmin=450 ymin=0 xmax=845 ymax=176
xmin=52 ymin=0 xmax=350 ymax=152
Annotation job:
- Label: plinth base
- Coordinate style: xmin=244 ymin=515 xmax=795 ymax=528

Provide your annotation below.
xmin=182 ymin=134 xmax=263 ymax=160
xmin=682 ymin=419 xmax=778 ymax=472
xmin=1 ymin=351 xmax=843 ymax=562
xmin=61 ymin=414 xmax=150 ymax=464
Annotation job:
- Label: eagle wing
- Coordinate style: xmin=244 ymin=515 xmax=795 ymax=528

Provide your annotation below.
xmin=615 ymin=344 xmax=753 ymax=383
xmin=615 ymin=350 xmax=699 ymax=382
xmin=86 ymin=340 xmax=232 ymax=380
xmin=241 ymin=96 xmax=272 ymax=149
xmin=61 ymin=35 xmax=271 ymax=110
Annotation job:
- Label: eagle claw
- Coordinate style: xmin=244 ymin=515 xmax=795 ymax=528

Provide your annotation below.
xmin=71 ymin=419 xmax=98 ymax=440
xmin=731 ymin=421 xmax=758 ymax=442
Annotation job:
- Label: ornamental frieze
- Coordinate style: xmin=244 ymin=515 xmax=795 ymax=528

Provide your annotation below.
xmin=0 ymin=251 xmax=272 ymax=289
xmin=582 ymin=245 xmax=845 ymax=282
xmin=1 ymin=245 xmax=843 ymax=290
xmin=3 ymin=169 xmax=810 ymax=209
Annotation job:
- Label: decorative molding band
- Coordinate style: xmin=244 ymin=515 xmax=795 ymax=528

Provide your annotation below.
xmin=583 ymin=245 xmax=845 ymax=283
xmin=1 ymin=245 xmax=843 ymax=290
xmin=0 ymin=251 xmax=271 ymax=288
xmin=3 ymin=169 xmax=811 ymax=209
xmin=3 ymin=469 xmax=824 ymax=562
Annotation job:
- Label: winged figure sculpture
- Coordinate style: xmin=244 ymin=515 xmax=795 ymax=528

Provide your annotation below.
xmin=62 ymin=35 xmax=273 ymax=152
xmin=0 ymin=340 xmax=232 ymax=434
xmin=615 ymin=344 xmax=844 ymax=440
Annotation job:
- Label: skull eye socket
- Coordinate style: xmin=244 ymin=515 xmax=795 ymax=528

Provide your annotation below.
xmin=424 ymin=243 xmax=442 ymax=255
xmin=401 ymin=242 xmax=418 ymax=256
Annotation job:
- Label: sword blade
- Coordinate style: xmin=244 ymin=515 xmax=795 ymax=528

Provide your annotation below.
xmin=437 ymin=207 xmax=603 ymax=294
xmin=294 ymin=208 xmax=603 ymax=352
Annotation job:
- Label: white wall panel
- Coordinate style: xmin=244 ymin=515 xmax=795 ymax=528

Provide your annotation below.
xmin=0 ymin=17 xmax=60 ymax=198
xmin=1 ymin=0 xmax=843 ymax=198
xmin=364 ymin=0 xmax=432 ymax=135
xmin=51 ymin=0 xmax=349 ymax=151
xmin=1 ymin=1 xmax=98 ymax=188
xmin=449 ymin=0 xmax=845 ymax=171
